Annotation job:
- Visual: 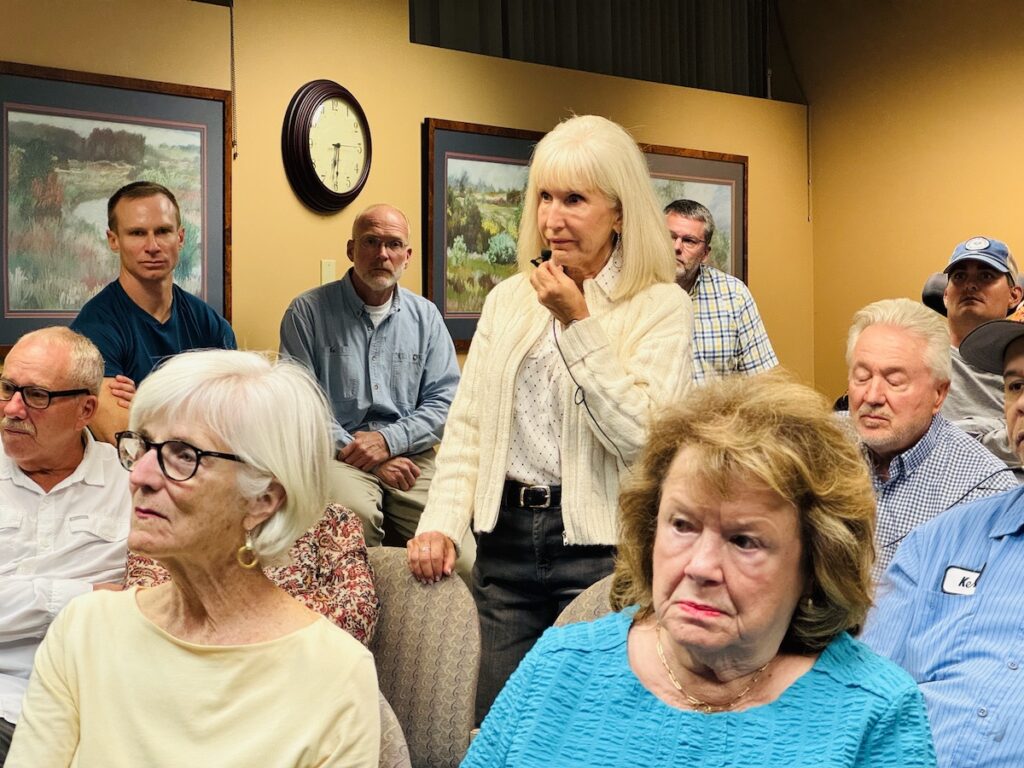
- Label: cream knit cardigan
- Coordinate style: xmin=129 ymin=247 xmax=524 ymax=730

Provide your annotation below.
xmin=417 ymin=272 xmax=693 ymax=547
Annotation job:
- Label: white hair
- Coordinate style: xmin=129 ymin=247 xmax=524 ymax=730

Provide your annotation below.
xmin=516 ymin=114 xmax=676 ymax=299
xmin=129 ymin=349 xmax=332 ymax=565
xmin=846 ymin=298 xmax=952 ymax=383
xmin=17 ymin=327 xmax=104 ymax=393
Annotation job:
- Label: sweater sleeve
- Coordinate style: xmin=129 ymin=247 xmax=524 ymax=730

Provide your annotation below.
xmin=414 ymin=288 xmax=497 ymax=546
xmin=556 ymin=283 xmax=693 ymax=463
xmin=5 ymin=604 xmax=80 ymax=767
xmin=854 ymin=686 xmax=937 ymax=767
xmin=461 ymin=632 xmax=544 ymax=767
xmin=321 ymin=648 xmax=381 ymax=768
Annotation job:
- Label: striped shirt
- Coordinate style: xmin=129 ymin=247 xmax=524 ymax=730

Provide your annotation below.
xmin=868 ymin=415 xmax=1017 ymax=580
xmin=863 ymin=485 xmax=1024 ymax=768
xmin=688 ymin=264 xmax=777 ymax=383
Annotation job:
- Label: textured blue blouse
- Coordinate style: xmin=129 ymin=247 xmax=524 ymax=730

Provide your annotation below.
xmin=463 ymin=610 xmax=937 ymax=767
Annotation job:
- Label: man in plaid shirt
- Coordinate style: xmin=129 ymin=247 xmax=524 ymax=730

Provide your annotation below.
xmin=665 ymin=200 xmax=777 ymax=383
xmin=846 ymin=298 xmax=1016 ymax=581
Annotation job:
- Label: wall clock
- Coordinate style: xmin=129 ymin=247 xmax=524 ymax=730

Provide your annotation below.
xmin=281 ymin=79 xmax=371 ymax=213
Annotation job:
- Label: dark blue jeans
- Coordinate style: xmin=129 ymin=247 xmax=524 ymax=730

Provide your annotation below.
xmin=472 ymin=503 xmax=615 ymax=724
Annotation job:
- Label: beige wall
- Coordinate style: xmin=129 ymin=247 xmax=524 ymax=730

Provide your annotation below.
xmin=3 ymin=0 xmax=813 ymax=380
xmin=783 ymin=0 xmax=1024 ymax=397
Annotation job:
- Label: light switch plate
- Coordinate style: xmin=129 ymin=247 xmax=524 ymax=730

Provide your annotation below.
xmin=320 ymin=259 xmax=336 ymax=285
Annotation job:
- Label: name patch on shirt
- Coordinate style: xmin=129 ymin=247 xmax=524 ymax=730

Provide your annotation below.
xmin=942 ymin=566 xmax=982 ymax=595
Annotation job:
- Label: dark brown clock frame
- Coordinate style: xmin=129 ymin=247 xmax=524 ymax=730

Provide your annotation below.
xmin=281 ymin=79 xmax=371 ymax=214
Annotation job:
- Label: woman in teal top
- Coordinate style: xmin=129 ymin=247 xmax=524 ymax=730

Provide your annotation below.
xmin=464 ymin=373 xmax=937 ymax=767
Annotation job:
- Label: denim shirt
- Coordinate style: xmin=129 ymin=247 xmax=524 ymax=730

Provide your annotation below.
xmin=279 ymin=270 xmax=460 ymax=456
xmin=864 ymin=486 xmax=1024 ymax=768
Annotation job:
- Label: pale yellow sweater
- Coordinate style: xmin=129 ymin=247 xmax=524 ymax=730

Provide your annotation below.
xmin=418 ymin=273 xmax=692 ymax=547
xmin=7 ymin=589 xmax=380 ymax=767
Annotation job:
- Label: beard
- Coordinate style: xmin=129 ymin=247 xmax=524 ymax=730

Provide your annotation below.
xmin=854 ymin=405 xmax=921 ymax=457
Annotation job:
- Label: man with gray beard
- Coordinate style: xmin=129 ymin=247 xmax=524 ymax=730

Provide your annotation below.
xmin=846 ymin=299 xmax=1016 ymax=580
xmin=0 ymin=328 xmax=130 ymax=761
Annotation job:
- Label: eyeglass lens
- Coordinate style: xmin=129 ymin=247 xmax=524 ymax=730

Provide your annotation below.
xmin=1 ymin=380 xmax=55 ymax=408
xmin=118 ymin=433 xmax=200 ymax=481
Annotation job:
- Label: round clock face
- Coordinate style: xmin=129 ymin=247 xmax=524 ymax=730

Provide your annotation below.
xmin=308 ymin=96 xmax=369 ymax=195
xmin=281 ymin=80 xmax=373 ymax=214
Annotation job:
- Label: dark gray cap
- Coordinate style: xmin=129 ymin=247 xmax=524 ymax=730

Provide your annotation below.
xmin=959 ymin=318 xmax=1024 ymax=374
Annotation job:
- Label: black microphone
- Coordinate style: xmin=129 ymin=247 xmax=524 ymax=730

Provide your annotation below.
xmin=530 ymin=249 xmax=552 ymax=267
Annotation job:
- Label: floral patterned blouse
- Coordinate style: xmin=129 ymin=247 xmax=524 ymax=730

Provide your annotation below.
xmin=124 ymin=503 xmax=380 ymax=645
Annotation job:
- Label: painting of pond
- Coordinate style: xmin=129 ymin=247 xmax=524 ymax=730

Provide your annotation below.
xmin=5 ymin=108 xmax=204 ymax=314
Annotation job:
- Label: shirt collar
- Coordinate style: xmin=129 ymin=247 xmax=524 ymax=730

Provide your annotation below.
xmin=875 ymin=414 xmax=942 ymax=483
xmin=340 ymin=269 xmax=402 ymax=317
xmin=0 ymin=430 xmax=102 ymax=492
xmin=990 ymin=485 xmax=1024 ymax=538
xmin=591 ymin=251 xmax=623 ymax=299
xmin=688 ymin=264 xmax=710 ymax=299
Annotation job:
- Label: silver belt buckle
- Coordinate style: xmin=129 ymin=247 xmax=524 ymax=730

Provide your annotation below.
xmin=519 ymin=485 xmax=551 ymax=508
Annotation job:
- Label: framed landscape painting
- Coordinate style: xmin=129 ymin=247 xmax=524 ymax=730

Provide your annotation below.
xmin=0 ymin=61 xmax=231 ymax=352
xmin=643 ymin=143 xmax=748 ymax=282
xmin=424 ymin=118 xmax=542 ymax=351
xmin=424 ymin=117 xmax=747 ymax=349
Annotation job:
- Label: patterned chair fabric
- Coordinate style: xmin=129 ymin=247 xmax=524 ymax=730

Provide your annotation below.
xmin=379 ymin=692 xmax=412 ymax=768
xmin=554 ymin=573 xmax=615 ymax=627
xmin=368 ymin=547 xmax=480 ymax=768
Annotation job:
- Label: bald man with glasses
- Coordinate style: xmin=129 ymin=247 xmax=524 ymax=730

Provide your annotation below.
xmin=665 ymin=199 xmax=777 ymax=383
xmin=279 ymin=204 xmax=471 ymax=571
xmin=0 ymin=327 xmax=129 ymax=761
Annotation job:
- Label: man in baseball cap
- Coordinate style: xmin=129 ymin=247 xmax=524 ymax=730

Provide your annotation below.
xmin=941 ymin=235 xmax=1022 ymax=467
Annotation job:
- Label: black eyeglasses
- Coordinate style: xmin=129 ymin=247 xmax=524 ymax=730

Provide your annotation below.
xmin=0 ymin=378 xmax=91 ymax=410
xmin=115 ymin=430 xmax=245 ymax=481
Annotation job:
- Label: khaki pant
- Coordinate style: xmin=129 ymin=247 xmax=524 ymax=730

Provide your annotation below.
xmin=328 ymin=450 xmax=475 ymax=580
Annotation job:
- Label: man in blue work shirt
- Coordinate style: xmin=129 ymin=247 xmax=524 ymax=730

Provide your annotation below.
xmin=279 ymin=204 xmax=468 ymax=563
xmin=863 ymin=314 xmax=1024 ymax=768
xmin=70 ymin=181 xmax=236 ymax=444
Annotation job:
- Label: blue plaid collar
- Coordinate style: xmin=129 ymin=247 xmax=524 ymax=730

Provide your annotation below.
xmin=874 ymin=414 xmax=943 ymax=486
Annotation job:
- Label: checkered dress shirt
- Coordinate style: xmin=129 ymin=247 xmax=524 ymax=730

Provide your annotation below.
xmin=870 ymin=414 xmax=1018 ymax=580
xmin=689 ymin=265 xmax=778 ymax=383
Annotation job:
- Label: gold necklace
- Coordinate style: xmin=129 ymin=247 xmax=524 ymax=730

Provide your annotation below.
xmin=655 ymin=624 xmax=771 ymax=714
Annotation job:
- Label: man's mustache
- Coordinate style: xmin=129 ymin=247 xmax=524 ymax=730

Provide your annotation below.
xmin=1 ymin=418 xmax=36 ymax=436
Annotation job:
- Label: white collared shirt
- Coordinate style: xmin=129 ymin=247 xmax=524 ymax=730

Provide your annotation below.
xmin=506 ymin=254 xmax=623 ymax=485
xmin=0 ymin=432 xmax=131 ymax=723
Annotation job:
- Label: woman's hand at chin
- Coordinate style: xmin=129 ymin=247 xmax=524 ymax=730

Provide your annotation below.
xmin=529 ymin=260 xmax=590 ymax=326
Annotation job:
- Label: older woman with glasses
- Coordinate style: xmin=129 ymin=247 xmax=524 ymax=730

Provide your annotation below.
xmin=6 ymin=350 xmax=380 ymax=767
xmin=408 ymin=114 xmax=693 ymax=722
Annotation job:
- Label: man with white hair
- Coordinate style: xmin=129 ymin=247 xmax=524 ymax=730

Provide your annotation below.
xmin=0 ymin=328 xmax=130 ymax=760
xmin=846 ymin=298 xmax=1016 ymax=578
xmin=863 ymin=313 xmax=1024 ymax=767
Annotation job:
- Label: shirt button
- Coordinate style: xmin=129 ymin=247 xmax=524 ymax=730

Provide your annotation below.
xmin=373 ymin=384 xmax=379 ymax=391
xmin=978 ymin=707 xmax=988 ymax=718
xmin=1009 ymin=661 xmax=1019 ymax=671
xmin=372 ymin=355 xmax=377 ymax=361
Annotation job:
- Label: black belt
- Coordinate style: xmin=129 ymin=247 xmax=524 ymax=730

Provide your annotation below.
xmin=502 ymin=480 xmax=562 ymax=509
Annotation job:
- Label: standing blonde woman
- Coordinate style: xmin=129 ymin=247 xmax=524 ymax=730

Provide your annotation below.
xmin=408 ymin=114 xmax=693 ymax=720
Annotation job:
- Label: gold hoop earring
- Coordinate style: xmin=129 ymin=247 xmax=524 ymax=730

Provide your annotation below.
xmin=236 ymin=529 xmax=259 ymax=569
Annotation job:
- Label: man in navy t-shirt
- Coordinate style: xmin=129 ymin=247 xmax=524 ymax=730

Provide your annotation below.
xmin=70 ymin=181 xmax=235 ymax=443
